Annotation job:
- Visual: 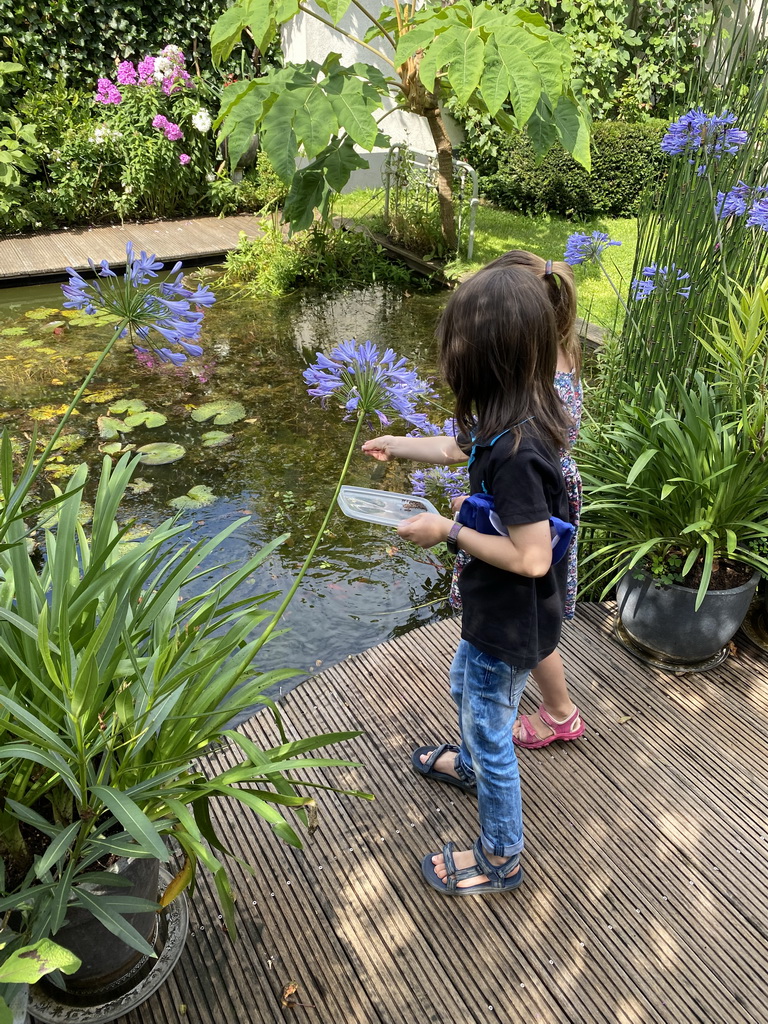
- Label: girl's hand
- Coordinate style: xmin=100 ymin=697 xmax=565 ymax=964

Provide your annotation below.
xmin=397 ymin=513 xmax=452 ymax=548
xmin=361 ymin=436 xmax=399 ymax=462
xmin=450 ymin=494 xmax=468 ymax=514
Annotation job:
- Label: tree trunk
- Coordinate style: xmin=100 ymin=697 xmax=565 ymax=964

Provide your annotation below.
xmin=424 ymin=105 xmax=457 ymax=251
xmin=400 ymin=55 xmax=457 ymax=252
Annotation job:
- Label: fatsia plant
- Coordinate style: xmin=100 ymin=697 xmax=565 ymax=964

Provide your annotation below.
xmin=0 ymin=446 xmax=368 ymax=953
xmin=210 ymin=0 xmax=591 ymax=247
xmin=578 ymin=372 xmax=768 ymax=609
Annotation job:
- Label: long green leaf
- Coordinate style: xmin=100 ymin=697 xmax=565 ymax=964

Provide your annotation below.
xmin=90 ymin=786 xmax=170 ymax=861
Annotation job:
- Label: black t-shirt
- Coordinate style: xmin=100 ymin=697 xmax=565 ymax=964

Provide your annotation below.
xmin=458 ymin=430 xmax=569 ymax=669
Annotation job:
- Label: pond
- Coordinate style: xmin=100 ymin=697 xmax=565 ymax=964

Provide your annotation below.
xmin=0 ymin=273 xmax=455 ymax=695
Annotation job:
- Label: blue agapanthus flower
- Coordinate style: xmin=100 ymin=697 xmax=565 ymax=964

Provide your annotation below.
xmin=303 ymin=340 xmax=433 ymax=426
xmin=631 ymin=263 xmax=691 ymax=301
xmin=563 ymin=232 xmax=621 ymax=266
xmin=62 ymin=242 xmax=215 ymax=364
xmin=746 ymin=198 xmax=768 ymax=231
xmin=407 ymin=416 xmax=458 ymax=439
xmin=661 ymin=109 xmax=748 ymax=165
xmin=410 ymin=466 xmax=470 ymax=503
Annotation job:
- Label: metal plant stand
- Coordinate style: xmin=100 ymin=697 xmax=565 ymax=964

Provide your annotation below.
xmin=382 ymin=145 xmax=479 ymax=259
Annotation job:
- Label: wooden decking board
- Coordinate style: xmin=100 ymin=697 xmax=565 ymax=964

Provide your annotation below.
xmin=106 ymin=602 xmax=768 ymax=1024
xmin=0 ymin=215 xmax=265 ymax=282
xmin=276 ymin=614 xmax=765 ymax=1024
xmin=283 ymin=641 xmax=687 ymax=1023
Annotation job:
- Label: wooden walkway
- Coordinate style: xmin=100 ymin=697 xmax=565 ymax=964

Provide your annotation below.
xmin=0 ymin=215 xmax=265 ymax=283
xmin=111 ymin=602 xmax=768 ymax=1024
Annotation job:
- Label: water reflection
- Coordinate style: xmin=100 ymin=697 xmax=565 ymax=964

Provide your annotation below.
xmin=0 ymin=277 xmax=454 ymax=683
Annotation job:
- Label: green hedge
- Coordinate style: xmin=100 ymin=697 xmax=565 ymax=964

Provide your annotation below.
xmin=0 ymin=0 xmax=229 ymax=87
xmin=464 ymin=119 xmax=669 ymax=219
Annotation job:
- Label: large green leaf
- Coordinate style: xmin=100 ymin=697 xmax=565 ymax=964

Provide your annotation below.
xmin=446 ymin=27 xmax=484 ymax=105
xmin=553 ymin=93 xmax=591 ymax=171
xmin=315 ymin=0 xmax=352 ymax=25
xmin=496 ymin=34 xmax=542 ymax=127
xmin=136 ymin=442 xmax=186 ymax=465
xmin=526 ymin=98 xmax=559 ymax=161
xmin=320 ymin=135 xmax=370 ymax=192
xmin=260 ymin=100 xmax=300 ymax=185
xmin=282 ymin=169 xmax=328 ymax=232
xmin=418 ymin=31 xmax=462 ymax=94
xmin=191 ymin=400 xmax=246 ymax=425
xmin=478 ymin=38 xmax=509 ymax=118
xmin=393 ymin=23 xmax=436 ymax=67
xmin=292 ymin=85 xmax=337 ymax=160
xmin=210 ymin=0 xmax=275 ymax=65
xmin=325 ymin=76 xmax=379 ymax=150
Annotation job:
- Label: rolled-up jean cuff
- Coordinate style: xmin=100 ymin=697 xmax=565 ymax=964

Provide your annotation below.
xmin=480 ymin=829 xmax=524 ymax=860
xmin=455 ymin=754 xmax=475 ymax=784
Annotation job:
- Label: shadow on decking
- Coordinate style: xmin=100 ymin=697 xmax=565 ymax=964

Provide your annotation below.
xmin=119 ymin=604 xmax=768 ymax=1024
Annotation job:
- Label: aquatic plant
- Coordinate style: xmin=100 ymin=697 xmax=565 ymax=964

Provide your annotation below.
xmin=254 ymin=341 xmax=433 ymax=650
xmin=0 ymin=244 xmax=212 ymax=547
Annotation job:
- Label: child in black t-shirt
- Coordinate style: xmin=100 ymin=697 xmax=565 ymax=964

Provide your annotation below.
xmin=362 ymin=262 xmax=571 ymax=895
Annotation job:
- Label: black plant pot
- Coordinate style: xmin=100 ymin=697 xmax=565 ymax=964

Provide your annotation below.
xmin=30 ymin=860 xmax=188 ymax=1024
xmin=616 ymin=568 xmax=760 ymax=666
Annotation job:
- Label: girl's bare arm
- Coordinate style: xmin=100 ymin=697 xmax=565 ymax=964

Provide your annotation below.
xmin=361 ymin=434 xmax=466 ymax=465
xmin=398 ymin=514 xmax=553 ymax=578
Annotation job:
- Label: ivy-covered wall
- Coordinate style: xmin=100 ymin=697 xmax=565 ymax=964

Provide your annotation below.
xmin=0 ymin=0 xmax=230 ymax=85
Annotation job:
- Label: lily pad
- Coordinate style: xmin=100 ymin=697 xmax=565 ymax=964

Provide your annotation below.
xmin=201 ymin=430 xmax=233 ymax=447
xmin=168 ymin=484 xmax=217 ymax=510
xmin=50 ymin=434 xmax=86 ymax=454
xmin=0 ymin=326 xmax=28 ymax=337
xmin=24 ymin=307 xmax=60 ymax=320
xmin=124 ymin=410 xmax=167 ymax=429
xmin=191 ymin=400 xmax=246 ymax=426
xmin=137 ymin=442 xmax=186 ymax=465
xmin=97 ymin=416 xmax=132 ymax=440
xmin=109 ymin=399 xmax=147 ymax=415
xmin=127 ymin=477 xmax=153 ymax=494
xmin=100 ymin=442 xmax=125 ymax=455
xmin=18 ymin=339 xmax=42 ymax=348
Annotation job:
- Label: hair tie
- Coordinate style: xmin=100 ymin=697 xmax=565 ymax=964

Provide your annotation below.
xmin=544 ymin=260 xmax=553 ymax=277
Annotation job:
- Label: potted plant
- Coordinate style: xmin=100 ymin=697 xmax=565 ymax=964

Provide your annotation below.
xmin=579 ymin=370 xmax=768 ymax=666
xmin=0 ymin=441 xmax=368 ymax=1019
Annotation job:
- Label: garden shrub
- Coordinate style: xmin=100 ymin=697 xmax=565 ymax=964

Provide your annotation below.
xmin=460 ymin=116 xmax=668 ymax=218
xmin=221 ymin=224 xmax=417 ymax=296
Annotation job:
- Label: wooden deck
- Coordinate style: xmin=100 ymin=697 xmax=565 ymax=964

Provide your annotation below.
xmin=104 ymin=601 xmax=768 ymax=1024
xmin=0 ymin=215 xmax=265 ymax=283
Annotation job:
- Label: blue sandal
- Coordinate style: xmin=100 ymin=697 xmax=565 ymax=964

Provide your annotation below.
xmin=410 ymin=743 xmax=477 ymax=794
xmin=421 ymin=839 xmax=524 ymax=896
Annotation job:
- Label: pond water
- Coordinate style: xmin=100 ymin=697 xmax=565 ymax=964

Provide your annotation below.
xmin=0 ymin=273 xmax=455 ymax=693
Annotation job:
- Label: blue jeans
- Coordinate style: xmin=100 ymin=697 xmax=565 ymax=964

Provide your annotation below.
xmin=450 ymin=639 xmax=529 ymax=858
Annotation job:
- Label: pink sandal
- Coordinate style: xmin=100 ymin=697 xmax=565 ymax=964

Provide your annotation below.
xmin=514 ymin=705 xmax=585 ymax=749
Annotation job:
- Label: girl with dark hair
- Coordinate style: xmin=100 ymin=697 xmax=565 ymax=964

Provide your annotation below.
xmin=450 ymin=250 xmax=585 ymax=750
xmin=362 ymin=260 xmax=572 ymax=895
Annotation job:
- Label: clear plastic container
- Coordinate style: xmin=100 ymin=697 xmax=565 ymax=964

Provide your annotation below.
xmin=337 ymin=486 xmax=439 ymax=527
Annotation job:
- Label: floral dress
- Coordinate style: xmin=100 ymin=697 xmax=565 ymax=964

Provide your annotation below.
xmin=449 ymin=370 xmax=583 ymax=619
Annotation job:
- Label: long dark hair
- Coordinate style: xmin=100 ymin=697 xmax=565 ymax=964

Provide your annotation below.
xmin=437 ymin=263 xmax=571 ymax=453
xmin=483 ymin=249 xmax=581 ymax=379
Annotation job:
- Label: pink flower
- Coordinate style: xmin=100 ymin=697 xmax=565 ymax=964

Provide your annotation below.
xmin=152 ymin=114 xmax=169 ymax=130
xmin=95 ymin=77 xmax=122 ymax=105
xmin=137 ymin=55 xmax=155 ymax=83
xmin=116 ymin=61 xmax=137 ymax=85
xmin=179 ymin=153 xmax=191 ymax=165
xmin=164 ymin=122 xmax=183 ymax=141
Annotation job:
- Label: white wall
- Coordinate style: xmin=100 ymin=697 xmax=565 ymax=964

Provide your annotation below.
xmin=282 ymin=7 xmax=463 ymax=190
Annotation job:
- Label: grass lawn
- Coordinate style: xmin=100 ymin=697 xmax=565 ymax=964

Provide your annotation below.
xmin=335 ymin=189 xmax=636 ymax=330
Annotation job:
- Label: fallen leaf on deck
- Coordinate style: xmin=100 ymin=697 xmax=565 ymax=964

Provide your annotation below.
xmin=617 ymin=715 xmax=633 ymax=724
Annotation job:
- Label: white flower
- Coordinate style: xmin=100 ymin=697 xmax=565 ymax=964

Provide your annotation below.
xmin=152 ymin=69 xmax=165 ymax=83
xmin=161 ymin=45 xmax=184 ymax=63
xmin=192 ymin=108 xmax=212 ymax=133
xmin=154 ymin=56 xmax=173 ymax=77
